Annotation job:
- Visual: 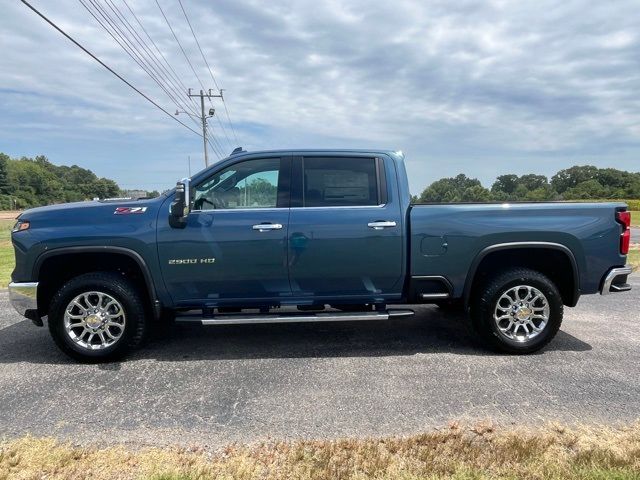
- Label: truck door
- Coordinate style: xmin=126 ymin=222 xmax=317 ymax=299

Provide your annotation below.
xmin=157 ymin=156 xmax=291 ymax=305
xmin=287 ymin=155 xmax=404 ymax=302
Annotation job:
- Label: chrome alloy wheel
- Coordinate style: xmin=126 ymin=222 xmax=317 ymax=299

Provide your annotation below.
xmin=63 ymin=291 xmax=126 ymax=350
xmin=493 ymin=285 xmax=550 ymax=342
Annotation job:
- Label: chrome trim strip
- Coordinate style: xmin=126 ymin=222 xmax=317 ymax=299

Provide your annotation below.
xmin=8 ymin=282 xmax=38 ymax=317
xmin=600 ymin=265 xmax=633 ymax=295
xmin=292 ymin=204 xmax=386 ymax=210
xmin=190 ymin=205 xmax=388 ymax=213
xmin=197 ymin=309 xmax=414 ymax=325
xmin=190 ymin=207 xmax=285 ymax=213
xmin=368 ymin=221 xmax=397 ymax=229
xmin=420 ymin=293 xmax=450 ymax=299
xmin=252 ymin=223 xmax=283 ymax=231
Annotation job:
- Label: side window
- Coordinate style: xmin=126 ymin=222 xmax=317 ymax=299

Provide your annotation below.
xmin=193 ymin=158 xmax=281 ymax=210
xmin=303 ymin=157 xmax=379 ymax=207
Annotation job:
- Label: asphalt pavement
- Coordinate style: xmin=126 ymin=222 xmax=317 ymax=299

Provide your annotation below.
xmin=632 ymin=227 xmax=639 ymax=244
xmin=0 ymin=276 xmax=639 ymax=447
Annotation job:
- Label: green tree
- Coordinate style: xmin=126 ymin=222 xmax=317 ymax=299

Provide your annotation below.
xmin=491 ymin=174 xmax=519 ymax=196
xmin=461 ymin=184 xmax=492 ymax=202
xmin=419 ymin=174 xmax=488 ymax=203
xmin=0 ymin=153 xmax=11 ymax=195
xmin=551 ymin=166 xmax=599 ymax=194
xmin=563 ymin=180 xmax=608 ymax=199
xmin=518 ymin=174 xmax=549 ymax=191
xmin=1 ymin=152 xmax=124 ymax=208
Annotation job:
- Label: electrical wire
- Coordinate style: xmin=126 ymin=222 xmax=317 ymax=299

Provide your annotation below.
xmin=104 ymin=0 xmax=200 ymax=117
xmin=80 ymin=0 xmax=201 ymax=130
xmin=119 ymin=0 xmax=202 ymax=116
xmin=154 ymin=0 xmax=233 ymax=149
xmin=177 ymin=0 xmax=239 ymax=146
xmin=20 ymin=0 xmax=202 ymax=137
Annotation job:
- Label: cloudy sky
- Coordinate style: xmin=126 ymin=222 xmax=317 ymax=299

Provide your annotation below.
xmin=1 ymin=0 xmax=639 ymax=194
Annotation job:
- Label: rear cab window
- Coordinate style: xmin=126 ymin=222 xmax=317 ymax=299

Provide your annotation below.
xmin=300 ymin=157 xmax=384 ymax=207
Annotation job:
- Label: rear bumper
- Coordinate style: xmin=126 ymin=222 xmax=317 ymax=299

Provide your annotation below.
xmin=8 ymin=282 xmax=39 ymax=320
xmin=600 ymin=266 xmax=633 ymax=295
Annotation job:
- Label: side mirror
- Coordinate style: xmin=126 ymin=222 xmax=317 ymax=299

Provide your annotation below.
xmin=169 ymin=178 xmax=190 ymax=228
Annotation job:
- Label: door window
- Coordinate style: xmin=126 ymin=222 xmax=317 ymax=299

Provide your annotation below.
xmin=193 ymin=158 xmax=281 ymax=210
xmin=302 ymin=157 xmax=379 ymax=207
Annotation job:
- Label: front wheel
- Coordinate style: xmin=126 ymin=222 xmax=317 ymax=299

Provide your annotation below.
xmin=48 ymin=272 xmax=148 ymax=362
xmin=470 ymin=268 xmax=563 ymax=354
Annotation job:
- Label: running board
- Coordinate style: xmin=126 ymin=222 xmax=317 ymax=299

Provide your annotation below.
xmin=176 ymin=309 xmax=415 ymax=326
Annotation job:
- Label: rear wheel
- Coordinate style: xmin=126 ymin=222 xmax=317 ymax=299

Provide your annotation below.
xmin=470 ymin=268 xmax=563 ymax=354
xmin=48 ymin=272 xmax=148 ymax=362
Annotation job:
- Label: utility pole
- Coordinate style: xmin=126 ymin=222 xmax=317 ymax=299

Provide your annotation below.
xmin=187 ymin=88 xmax=222 ymax=167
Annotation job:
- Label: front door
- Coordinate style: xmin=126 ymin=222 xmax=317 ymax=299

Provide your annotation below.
xmin=157 ymin=156 xmax=291 ymax=305
xmin=287 ymin=155 xmax=404 ymax=302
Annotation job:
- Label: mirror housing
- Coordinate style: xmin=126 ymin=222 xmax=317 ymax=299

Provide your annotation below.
xmin=169 ymin=178 xmax=190 ymax=228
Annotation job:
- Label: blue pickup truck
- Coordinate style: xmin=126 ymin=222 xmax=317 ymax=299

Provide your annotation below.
xmin=9 ymin=149 xmax=633 ymax=361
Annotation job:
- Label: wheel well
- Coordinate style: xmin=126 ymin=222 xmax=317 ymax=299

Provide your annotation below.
xmin=466 ymin=247 xmax=578 ymax=307
xmin=36 ymin=252 xmax=153 ymax=316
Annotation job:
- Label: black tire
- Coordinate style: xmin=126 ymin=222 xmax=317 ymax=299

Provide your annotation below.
xmin=48 ymin=272 xmax=148 ymax=362
xmin=470 ymin=268 xmax=563 ymax=354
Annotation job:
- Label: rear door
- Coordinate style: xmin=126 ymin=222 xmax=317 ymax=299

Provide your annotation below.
xmin=287 ymin=154 xmax=404 ymax=301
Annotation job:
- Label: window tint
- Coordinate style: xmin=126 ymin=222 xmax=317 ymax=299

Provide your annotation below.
xmin=303 ymin=157 xmax=378 ymax=207
xmin=193 ymin=158 xmax=280 ymax=210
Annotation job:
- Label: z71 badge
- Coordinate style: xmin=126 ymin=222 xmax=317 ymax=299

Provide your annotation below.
xmin=114 ymin=207 xmax=148 ymax=215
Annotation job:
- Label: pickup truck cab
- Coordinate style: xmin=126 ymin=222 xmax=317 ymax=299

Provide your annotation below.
xmin=9 ymin=149 xmax=633 ymax=361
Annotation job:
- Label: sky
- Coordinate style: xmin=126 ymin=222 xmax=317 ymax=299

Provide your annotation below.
xmin=1 ymin=0 xmax=639 ymax=194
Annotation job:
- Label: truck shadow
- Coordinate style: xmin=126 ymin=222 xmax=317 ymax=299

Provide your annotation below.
xmin=0 ymin=306 xmax=592 ymax=365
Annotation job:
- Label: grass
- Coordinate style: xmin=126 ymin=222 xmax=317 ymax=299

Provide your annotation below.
xmin=0 ymin=219 xmax=14 ymax=289
xmin=631 ymin=211 xmax=639 ymax=227
xmin=1 ymin=422 xmax=640 ymax=479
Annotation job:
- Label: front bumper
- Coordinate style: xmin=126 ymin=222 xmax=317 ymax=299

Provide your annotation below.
xmin=8 ymin=282 xmax=40 ymax=321
xmin=600 ymin=265 xmax=633 ymax=295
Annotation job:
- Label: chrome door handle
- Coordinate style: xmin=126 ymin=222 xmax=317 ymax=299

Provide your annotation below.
xmin=367 ymin=221 xmax=397 ymax=230
xmin=252 ymin=223 xmax=283 ymax=232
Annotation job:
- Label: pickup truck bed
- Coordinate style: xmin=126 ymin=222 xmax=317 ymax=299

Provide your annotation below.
xmin=409 ymin=202 xmax=626 ymax=303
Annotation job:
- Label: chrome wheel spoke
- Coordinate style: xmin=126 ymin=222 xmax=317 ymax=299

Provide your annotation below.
xmin=493 ymin=284 xmax=550 ymax=342
xmin=63 ymin=291 xmax=126 ymax=350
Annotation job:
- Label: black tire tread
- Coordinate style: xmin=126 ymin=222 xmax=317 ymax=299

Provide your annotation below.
xmin=471 ymin=267 xmax=563 ymax=354
xmin=48 ymin=271 xmax=147 ymax=362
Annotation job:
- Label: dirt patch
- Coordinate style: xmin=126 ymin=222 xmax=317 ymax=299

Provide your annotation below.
xmin=0 ymin=211 xmax=20 ymax=220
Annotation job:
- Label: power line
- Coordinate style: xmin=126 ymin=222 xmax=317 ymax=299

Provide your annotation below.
xmin=80 ymin=0 xmax=200 ymax=129
xmin=154 ymin=0 xmax=205 ymax=92
xmin=104 ymin=0 xmax=200 ymax=117
xmin=176 ymin=0 xmax=239 ymax=145
xmin=154 ymin=0 xmax=233 ymax=149
xmin=119 ymin=0 xmax=202 ymax=116
xmin=92 ymin=0 xmax=222 ymax=162
xmin=19 ymin=0 xmax=202 ymax=137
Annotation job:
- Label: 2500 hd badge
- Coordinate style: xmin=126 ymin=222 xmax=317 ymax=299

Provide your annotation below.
xmin=168 ymin=258 xmax=216 ymax=265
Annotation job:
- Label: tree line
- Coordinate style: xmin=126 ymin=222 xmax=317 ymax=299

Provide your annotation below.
xmin=415 ymin=165 xmax=640 ymax=203
xmin=2 ymin=153 xmax=639 ymax=209
xmin=0 ymin=153 xmax=158 ymax=210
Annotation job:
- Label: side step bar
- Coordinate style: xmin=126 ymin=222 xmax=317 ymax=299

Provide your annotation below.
xmin=176 ymin=309 xmax=415 ymax=326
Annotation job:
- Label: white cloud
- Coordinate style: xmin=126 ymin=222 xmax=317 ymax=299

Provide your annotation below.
xmin=0 ymin=0 xmax=639 ymax=193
